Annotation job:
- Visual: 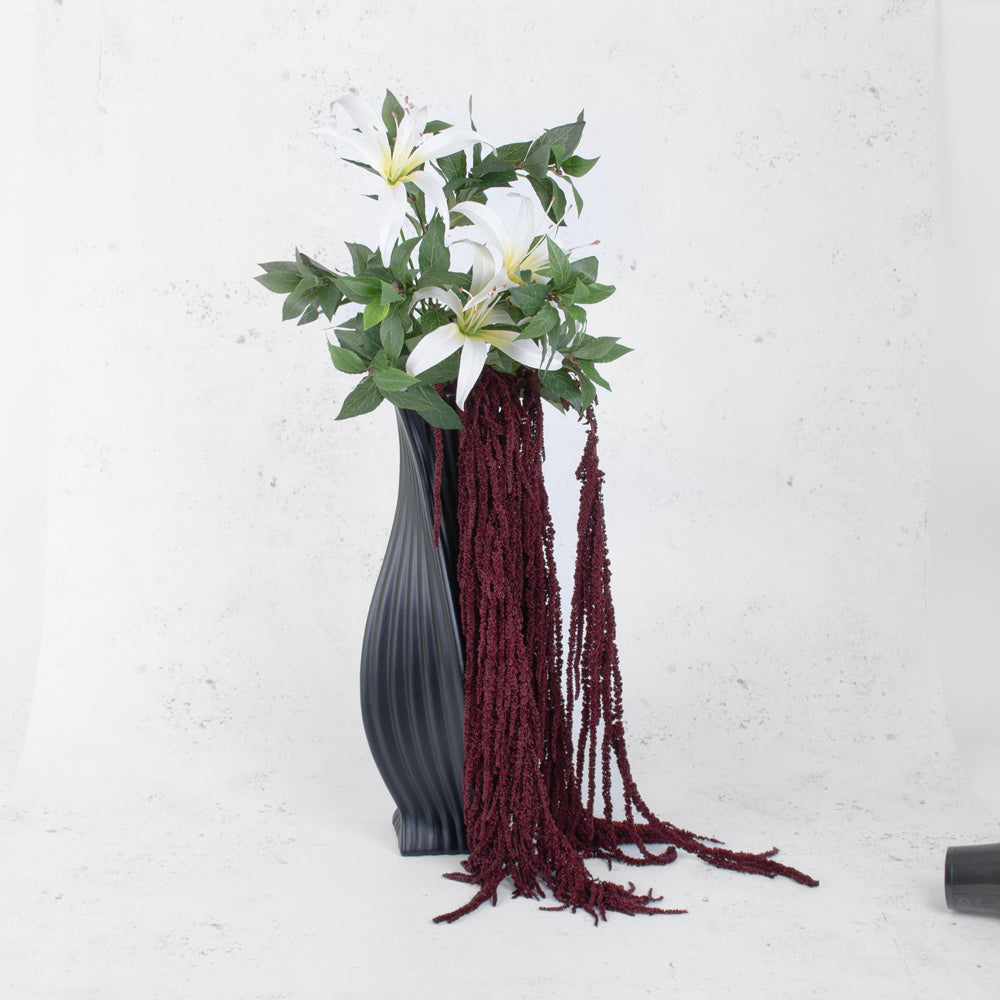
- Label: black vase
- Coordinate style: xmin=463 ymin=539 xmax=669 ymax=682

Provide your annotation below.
xmin=359 ymin=404 xmax=468 ymax=855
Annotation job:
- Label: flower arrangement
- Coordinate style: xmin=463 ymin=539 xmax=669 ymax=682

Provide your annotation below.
xmin=255 ymin=90 xmax=629 ymax=427
xmin=256 ymin=91 xmax=817 ymax=923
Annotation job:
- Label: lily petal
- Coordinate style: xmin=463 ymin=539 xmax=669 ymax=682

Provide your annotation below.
xmin=335 ymin=94 xmax=391 ymax=163
xmin=417 ymin=126 xmax=479 ymax=163
xmin=468 ymin=242 xmax=504 ymax=301
xmin=455 ymin=193 xmax=555 ymax=284
xmin=315 ymin=125 xmax=382 ymax=173
xmin=378 ymin=182 xmax=409 ymax=263
xmin=538 ymin=344 xmax=565 ymax=371
xmin=393 ymin=110 xmax=421 ymax=165
xmin=409 ymin=169 xmax=450 ymax=231
xmin=408 ymin=104 xmax=430 ymax=135
xmin=521 ymin=236 xmax=550 ymax=276
xmin=453 ymin=200 xmax=509 ymax=256
xmin=336 ymin=93 xmax=381 ymax=131
xmin=405 ymin=323 xmax=465 ymax=376
xmin=412 ymin=286 xmax=464 ymax=315
xmin=455 ymin=337 xmax=490 ymax=409
xmin=481 ymin=329 xmax=563 ymax=371
xmin=486 ymin=306 xmax=514 ymax=326
xmin=510 ymin=194 xmax=537 ymax=255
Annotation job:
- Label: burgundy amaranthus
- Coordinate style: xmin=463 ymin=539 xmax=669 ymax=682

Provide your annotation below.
xmin=434 ymin=369 xmax=817 ymax=924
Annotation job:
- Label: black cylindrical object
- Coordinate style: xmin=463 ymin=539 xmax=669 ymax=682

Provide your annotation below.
xmin=945 ymin=843 xmax=1000 ymax=914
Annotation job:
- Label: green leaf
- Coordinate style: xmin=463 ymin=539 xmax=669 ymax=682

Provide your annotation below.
xmin=577 ymin=370 xmax=597 ymax=410
xmin=418 ymin=268 xmax=467 ymax=291
xmin=548 ymin=182 xmax=567 ymax=226
xmin=336 ymin=377 xmax=383 ymax=420
xmin=548 ymin=318 xmax=575 ymax=355
xmin=571 ymin=335 xmax=622 ymax=361
xmin=405 ymin=182 xmax=427 ymax=229
xmin=384 ymin=383 xmax=463 ymax=430
xmin=410 ymin=351 xmax=460 ymax=386
xmin=509 ymin=282 xmax=548 ymax=317
xmin=297 ymin=302 xmax=320 ymax=326
xmin=373 ymin=367 xmax=419 ymax=393
xmin=418 ymin=214 xmax=450 ymax=274
xmin=563 ymin=302 xmax=587 ymax=325
xmin=363 ymin=301 xmax=390 ymax=330
xmin=258 ymin=260 xmax=302 ymax=274
xmin=363 ymin=263 xmax=396 ymax=284
xmin=345 ymin=242 xmax=374 ymax=275
xmin=578 ymin=359 xmax=612 ymax=391
xmin=472 ymin=155 xmax=519 ymax=179
xmin=335 ymin=313 xmax=380 ymax=359
xmin=422 ymin=119 xmax=453 ymax=134
xmin=379 ymin=305 xmax=406 ymax=360
xmin=327 ymin=343 xmax=370 ymax=374
xmin=570 ymin=256 xmax=599 ymax=282
xmin=494 ymin=141 xmax=532 ymax=164
xmin=436 ymin=149 xmax=468 ymax=184
xmin=538 ymin=387 xmax=568 ymax=411
xmin=255 ymin=270 xmax=302 ymax=294
xmin=518 ymin=303 xmax=559 ymax=341
xmin=317 ymin=283 xmax=345 ymax=321
xmin=295 ymin=248 xmax=335 ymax=278
xmin=561 ymin=154 xmax=599 ymax=178
xmin=282 ymin=276 xmax=317 ymax=321
xmin=539 ymin=113 xmax=586 ymax=159
xmin=571 ymin=279 xmax=616 ymax=305
xmin=488 ymin=352 xmax=518 ymax=375
xmin=528 ymin=177 xmax=560 ymax=224
xmin=480 ymin=170 xmax=519 ymax=191
xmin=388 ymin=237 xmax=420 ymax=282
xmin=379 ymin=280 xmax=403 ymax=305
xmin=413 ymin=305 xmax=452 ymax=336
xmin=381 ymin=90 xmax=405 ymax=138
xmin=335 ymin=274 xmax=381 ymax=303
xmin=538 ymin=368 xmax=582 ymax=408
xmin=546 ymin=237 xmax=573 ymax=290
xmin=595 ymin=342 xmax=633 ymax=363
xmin=521 ymin=143 xmax=550 ymax=180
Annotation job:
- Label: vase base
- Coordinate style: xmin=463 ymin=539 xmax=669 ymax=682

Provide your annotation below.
xmin=392 ymin=809 xmax=468 ymax=856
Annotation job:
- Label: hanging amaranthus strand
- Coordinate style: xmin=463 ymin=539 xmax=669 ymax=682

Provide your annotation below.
xmin=435 ymin=369 xmax=817 ymax=924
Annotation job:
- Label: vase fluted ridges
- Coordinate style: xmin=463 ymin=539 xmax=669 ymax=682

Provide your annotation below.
xmin=359 ymin=405 xmax=467 ymax=855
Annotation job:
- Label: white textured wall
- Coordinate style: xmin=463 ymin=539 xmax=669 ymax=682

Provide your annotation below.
xmin=934 ymin=0 xmax=1000 ymax=817
xmin=3 ymin=1 xmax=999 ymax=997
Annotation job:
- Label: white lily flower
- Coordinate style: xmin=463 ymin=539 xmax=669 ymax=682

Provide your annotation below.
xmin=406 ymin=245 xmax=563 ymax=409
xmin=329 ymin=94 xmax=478 ymax=263
xmin=452 ymin=194 xmax=555 ymax=286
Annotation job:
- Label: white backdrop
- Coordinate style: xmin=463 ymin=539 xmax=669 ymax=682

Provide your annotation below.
xmin=3 ymin=1 xmax=999 ymax=997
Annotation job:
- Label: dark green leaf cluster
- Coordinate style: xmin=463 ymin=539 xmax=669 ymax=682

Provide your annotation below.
xmin=254 ymin=91 xmax=631 ymax=429
xmin=446 ymin=109 xmax=598 ymax=227
xmin=256 ymin=223 xmax=466 ymax=430
xmin=510 ymin=242 xmax=631 ymax=414
xmin=254 ymin=250 xmax=346 ymax=327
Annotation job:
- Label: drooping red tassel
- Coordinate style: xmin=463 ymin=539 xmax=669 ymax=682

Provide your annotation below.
xmin=435 ymin=369 xmax=816 ymax=924
xmin=431 ymin=385 xmax=445 ymax=549
xmin=561 ymin=405 xmax=818 ymax=888
xmin=431 ymin=423 xmax=443 ymax=549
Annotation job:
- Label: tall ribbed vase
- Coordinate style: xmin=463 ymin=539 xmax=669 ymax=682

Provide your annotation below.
xmin=359 ymin=403 xmax=467 ymax=856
